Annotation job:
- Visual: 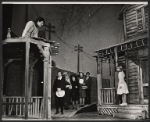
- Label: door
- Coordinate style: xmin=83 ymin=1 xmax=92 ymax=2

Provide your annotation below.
xmin=140 ymin=58 xmax=149 ymax=104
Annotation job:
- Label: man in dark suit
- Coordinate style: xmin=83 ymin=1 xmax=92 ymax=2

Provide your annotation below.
xmin=85 ymin=72 xmax=92 ymax=104
xmin=53 ymin=71 xmax=66 ymax=114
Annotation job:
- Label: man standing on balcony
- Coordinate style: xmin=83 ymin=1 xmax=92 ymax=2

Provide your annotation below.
xmin=22 ymin=17 xmax=46 ymax=57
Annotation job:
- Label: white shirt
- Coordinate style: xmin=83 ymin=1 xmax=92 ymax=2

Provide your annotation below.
xmin=79 ymin=79 xmax=84 ymax=84
xmin=58 ymin=76 xmax=62 ymax=80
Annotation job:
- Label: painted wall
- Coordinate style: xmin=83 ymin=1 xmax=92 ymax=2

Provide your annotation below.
xmin=11 ymin=4 xmax=124 ymax=78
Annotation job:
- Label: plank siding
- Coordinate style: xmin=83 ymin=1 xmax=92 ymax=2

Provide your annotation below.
xmin=124 ymin=4 xmax=148 ymax=39
xmin=128 ymin=59 xmax=140 ymax=103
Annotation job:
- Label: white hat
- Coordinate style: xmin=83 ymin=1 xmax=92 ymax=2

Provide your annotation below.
xmin=56 ymin=90 xmax=65 ymax=97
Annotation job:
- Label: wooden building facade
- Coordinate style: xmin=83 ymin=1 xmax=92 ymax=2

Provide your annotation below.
xmin=1 ymin=37 xmax=59 ymax=119
xmin=96 ymin=4 xmax=149 ymax=119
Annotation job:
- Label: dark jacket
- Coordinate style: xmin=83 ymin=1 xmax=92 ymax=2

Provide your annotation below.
xmin=85 ymin=76 xmax=92 ymax=90
xmin=53 ymin=76 xmax=66 ymax=93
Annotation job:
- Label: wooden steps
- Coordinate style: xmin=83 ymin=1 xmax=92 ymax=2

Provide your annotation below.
xmin=113 ymin=106 xmax=147 ymax=119
xmin=113 ymin=112 xmax=144 ymax=119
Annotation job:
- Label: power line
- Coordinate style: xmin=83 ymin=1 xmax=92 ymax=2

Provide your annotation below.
xmin=82 ymin=51 xmax=95 ymax=60
xmin=54 ymin=31 xmax=96 ymax=60
xmin=54 ymin=32 xmax=74 ymax=50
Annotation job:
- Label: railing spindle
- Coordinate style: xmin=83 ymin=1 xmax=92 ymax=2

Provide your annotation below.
xmin=101 ymin=88 xmax=116 ymax=104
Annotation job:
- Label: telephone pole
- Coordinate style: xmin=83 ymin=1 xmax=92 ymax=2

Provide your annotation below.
xmin=45 ymin=22 xmax=55 ymax=40
xmin=74 ymin=44 xmax=83 ymax=73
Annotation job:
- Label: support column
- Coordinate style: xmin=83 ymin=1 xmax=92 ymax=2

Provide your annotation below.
xmin=114 ymin=47 xmax=119 ymax=88
xmin=125 ymin=51 xmax=129 ymax=103
xmin=97 ymin=54 xmax=102 ymax=105
xmin=48 ymin=55 xmax=52 ymax=119
xmin=43 ymin=46 xmax=49 ymax=119
xmin=25 ymin=41 xmax=30 ymax=119
xmin=110 ymin=55 xmax=115 ymax=87
xmin=28 ymin=68 xmax=33 ymax=97
xmin=114 ymin=47 xmax=119 ymax=104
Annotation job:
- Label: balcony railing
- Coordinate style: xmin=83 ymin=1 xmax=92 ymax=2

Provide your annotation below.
xmin=101 ymin=88 xmax=116 ymax=104
xmin=2 ymin=96 xmax=43 ymax=118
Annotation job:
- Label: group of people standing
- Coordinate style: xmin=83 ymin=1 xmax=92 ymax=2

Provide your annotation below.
xmin=21 ymin=16 xmax=129 ymax=113
xmin=52 ymin=71 xmax=92 ymax=114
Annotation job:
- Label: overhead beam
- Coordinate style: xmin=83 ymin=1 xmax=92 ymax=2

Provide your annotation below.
xmin=3 ymin=37 xmax=50 ymax=47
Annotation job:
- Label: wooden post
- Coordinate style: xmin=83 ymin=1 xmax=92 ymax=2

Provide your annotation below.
xmin=114 ymin=47 xmax=119 ymax=69
xmin=114 ymin=47 xmax=119 ymax=104
xmin=110 ymin=55 xmax=115 ymax=88
xmin=43 ymin=47 xmax=49 ymax=119
xmin=28 ymin=68 xmax=33 ymax=97
xmin=97 ymin=54 xmax=102 ymax=105
xmin=25 ymin=41 xmax=30 ymax=119
xmin=48 ymin=55 xmax=52 ymax=119
xmin=125 ymin=51 xmax=129 ymax=103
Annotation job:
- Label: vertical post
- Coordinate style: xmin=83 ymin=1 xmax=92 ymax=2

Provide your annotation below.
xmin=25 ymin=41 xmax=30 ymax=119
xmin=48 ymin=23 xmax=51 ymax=40
xmin=43 ymin=47 xmax=49 ymax=119
xmin=77 ymin=44 xmax=80 ymax=73
xmin=48 ymin=23 xmax=55 ymax=40
xmin=114 ymin=47 xmax=119 ymax=68
xmin=48 ymin=55 xmax=52 ymax=119
xmin=74 ymin=44 xmax=83 ymax=73
xmin=114 ymin=47 xmax=119 ymax=104
xmin=110 ymin=55 xmax=115 ymax=88
xmin=97 ymin=53 xmax=102 ymax=105
xmin=28 ymin=68 xmax=33 ymax=97
xmin=125 ymin=51 xmax=129 ymax=103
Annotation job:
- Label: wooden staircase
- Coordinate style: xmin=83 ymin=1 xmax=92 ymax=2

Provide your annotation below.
xmin=113 ymin=105 xmax=148 ymax=119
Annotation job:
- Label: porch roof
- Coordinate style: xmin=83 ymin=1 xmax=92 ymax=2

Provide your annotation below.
xmin=95 ymin=32 xmax=148 ymax=57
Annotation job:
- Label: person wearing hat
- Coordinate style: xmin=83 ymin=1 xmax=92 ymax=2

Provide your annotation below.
xmin=78 ymin=71 xmax=87 ymax=107
xmin=116 ymin=66 xmax=129 ymax=106
xmin=64 ymin=73 xmax=72 ymax=110
xmin=53 ymin=71 xmax=66 ymax=114
xmin=70 ymin=74 xmax=79 ymax=110
xmin=85 ymin=72 xmax=92 ymax=105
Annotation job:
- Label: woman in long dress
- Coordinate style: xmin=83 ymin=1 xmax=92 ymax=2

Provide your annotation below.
xmin=70 ymin=74 xmax=79 ymax=110
xmin=64 ymin=74 xmax=72 ymax=110
xmin=117 ymin=66 xmax=129 ymax=106
xmin=78 ymin=72 xmax=87 ymax=107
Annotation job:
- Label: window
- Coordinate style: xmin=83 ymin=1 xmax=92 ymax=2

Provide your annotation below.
xmin=136 ymin=5 xmax=148 ymax=32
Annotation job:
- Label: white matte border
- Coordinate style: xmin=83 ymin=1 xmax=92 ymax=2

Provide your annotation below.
xmin=2 ymin=2 xmax=148 ymax=4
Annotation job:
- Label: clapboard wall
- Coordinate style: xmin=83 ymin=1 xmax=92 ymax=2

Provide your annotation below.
xmin=123 ymin=4 xmax=148 ymax=39
xmin=127 ymin=50 xmax=140 ymax=104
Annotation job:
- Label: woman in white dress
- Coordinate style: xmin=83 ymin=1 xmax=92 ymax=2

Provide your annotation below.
xmin=117 ymin=66 xmax=129 ymax=106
